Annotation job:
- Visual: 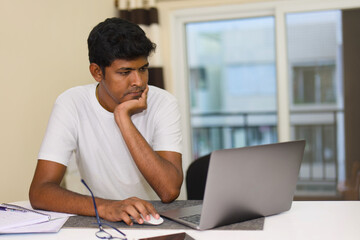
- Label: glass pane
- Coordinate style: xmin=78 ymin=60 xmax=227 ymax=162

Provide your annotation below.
xmin=287 ymin=10 xmax=343 ymax=197
xmin=186 ymin=17 xmax=277 ymax=159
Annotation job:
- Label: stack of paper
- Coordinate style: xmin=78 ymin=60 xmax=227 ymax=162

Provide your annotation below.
xmin=0 ymin=207 xmax=50 ymax=231
xmin=0 ymin=201 xmax=74 ymax=234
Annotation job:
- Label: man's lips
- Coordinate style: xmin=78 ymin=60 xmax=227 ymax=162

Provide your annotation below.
xmin=127 ymin=90 xmax=143 ymax=98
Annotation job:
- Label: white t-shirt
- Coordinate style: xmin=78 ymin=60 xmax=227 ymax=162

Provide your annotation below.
xmin=38 ymin=83 xmax=182 ymax=200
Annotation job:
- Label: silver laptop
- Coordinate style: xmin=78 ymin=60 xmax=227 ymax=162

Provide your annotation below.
xmin=160 ymin=140 xmax=305 ymax=230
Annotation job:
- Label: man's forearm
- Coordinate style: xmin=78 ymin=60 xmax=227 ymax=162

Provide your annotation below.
xmin=29 ymin=180 xmax=99 ymax=216
xmin=29 ymin=180 xmax=160 ymax=224
xmin=116 ymin=113 xmax=183 ymax=202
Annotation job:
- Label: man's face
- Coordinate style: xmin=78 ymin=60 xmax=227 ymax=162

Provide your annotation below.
xmin=101 ymin=57 xmax=149 ymax=105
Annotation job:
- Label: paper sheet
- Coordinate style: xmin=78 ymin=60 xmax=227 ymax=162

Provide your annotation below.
xmin=0 ymin=218 xmax=68 ymax=234
xmin=0 ymin=200 xmax=74 ymax=234
xmin=0 ymin=208 xmax=50 ymax=231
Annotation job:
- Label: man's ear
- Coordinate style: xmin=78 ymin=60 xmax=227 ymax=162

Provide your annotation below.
xmin=89 ymin=63 xmax=103 ymax=83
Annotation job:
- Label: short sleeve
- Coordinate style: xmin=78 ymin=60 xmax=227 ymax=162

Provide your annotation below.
xmin=152 ymin=97 xmax=182 ymax=154
xmin=37 ymin=97 xmax=78 ymax=166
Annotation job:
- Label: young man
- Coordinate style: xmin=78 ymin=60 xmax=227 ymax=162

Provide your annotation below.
xmin=29 ymin=18 xmax=183 ymax=226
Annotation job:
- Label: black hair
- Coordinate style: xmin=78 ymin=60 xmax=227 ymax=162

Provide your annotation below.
xmin=87 ymin=18 xmax=156 ymax=72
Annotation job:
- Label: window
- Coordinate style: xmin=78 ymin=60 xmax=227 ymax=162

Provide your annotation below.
xmin=168 ymin=0 xmax=360 ymax=200
xmin=293 ymin=65 xmax=336 ymax=104
xmin=287 ymin=10 xmax=344 ymax=197
xmin=186 ymin=17 xmax=278 ymax=159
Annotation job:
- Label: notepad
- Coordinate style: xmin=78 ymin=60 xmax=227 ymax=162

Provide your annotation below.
xmin=0 ymin=205 xmax=50 ymax=231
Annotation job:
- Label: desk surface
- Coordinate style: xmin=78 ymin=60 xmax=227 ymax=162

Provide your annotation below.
xmin=3 ymin=201 xmax=360 ymax=240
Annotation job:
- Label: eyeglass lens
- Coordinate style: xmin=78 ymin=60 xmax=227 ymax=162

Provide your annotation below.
xmin=96 ymin=229 xmax=113 ymax=239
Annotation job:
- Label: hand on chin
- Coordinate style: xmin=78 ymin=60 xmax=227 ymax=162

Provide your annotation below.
xmin=115 ymin=87 xmax=148 ymax=117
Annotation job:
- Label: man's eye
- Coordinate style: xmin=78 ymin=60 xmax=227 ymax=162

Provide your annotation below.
xmin=139 ymin=67 xmax=148 ymax=72
xmin=119 ymin=71 xmax=130 ymax=75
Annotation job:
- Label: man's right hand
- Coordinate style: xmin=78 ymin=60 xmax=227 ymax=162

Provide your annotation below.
xmin=98 ymin=197 xmax=160 ymax=225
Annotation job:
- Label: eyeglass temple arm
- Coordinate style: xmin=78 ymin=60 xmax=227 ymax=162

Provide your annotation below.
xmin=81 ymin=179 xmax=103 ymax=227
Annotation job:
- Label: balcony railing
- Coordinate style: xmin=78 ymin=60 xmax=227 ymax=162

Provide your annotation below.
xmin=190 ymin=110 xmax=344 ymax=196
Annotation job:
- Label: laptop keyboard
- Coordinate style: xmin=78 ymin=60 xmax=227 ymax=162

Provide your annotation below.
xmin=179 ymin=214 xmax=201 ymax=225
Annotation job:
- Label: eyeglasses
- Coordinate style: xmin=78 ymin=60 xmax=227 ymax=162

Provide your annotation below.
xmin=81 ymin=179 xmax=127 ymax=240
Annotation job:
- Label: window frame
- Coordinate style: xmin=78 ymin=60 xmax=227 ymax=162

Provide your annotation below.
xmin=163 ymin=0 xmax=360 ymax=181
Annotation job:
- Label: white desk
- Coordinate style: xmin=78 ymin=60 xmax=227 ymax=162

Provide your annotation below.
xmin=3 ymin=201 xmax=360 ymax=240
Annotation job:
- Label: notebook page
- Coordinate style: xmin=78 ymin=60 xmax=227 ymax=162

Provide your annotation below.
xmin=0 ymin=209 xmax=50 ymax=231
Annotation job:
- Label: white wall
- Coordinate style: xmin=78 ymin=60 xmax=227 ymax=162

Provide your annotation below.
xmin=0 ymin=0 xmax=117 ymax=203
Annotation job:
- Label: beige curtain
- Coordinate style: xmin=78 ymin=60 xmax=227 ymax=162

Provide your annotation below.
xmin=116 ymin=0 xmax=164 ymax=89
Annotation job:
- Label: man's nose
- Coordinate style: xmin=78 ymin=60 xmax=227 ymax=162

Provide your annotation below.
xmin=131 ymin=71 xmax=143 ymax=86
